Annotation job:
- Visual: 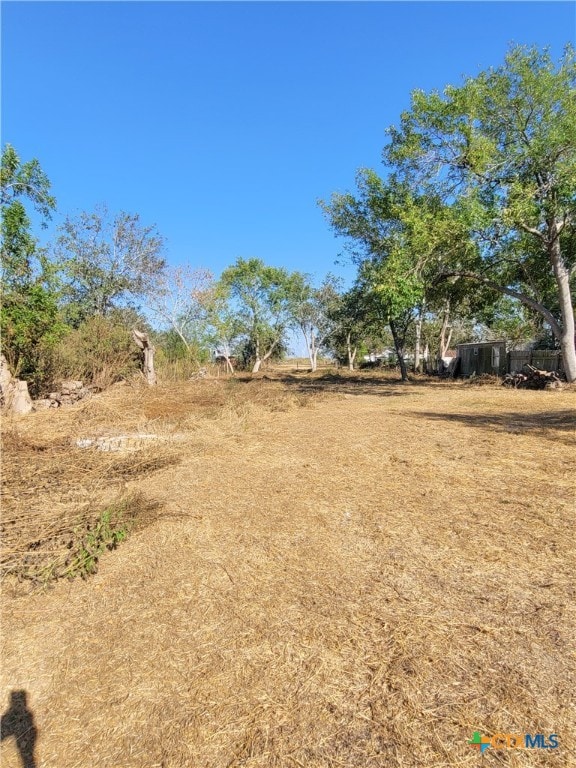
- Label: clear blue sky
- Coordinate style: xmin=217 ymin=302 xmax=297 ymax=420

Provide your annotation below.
xmin=2 ymin=1 xmax=575 ymax=290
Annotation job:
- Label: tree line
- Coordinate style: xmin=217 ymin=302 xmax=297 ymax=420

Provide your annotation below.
xmin=2 ymin=44 xmax=575 ymax=392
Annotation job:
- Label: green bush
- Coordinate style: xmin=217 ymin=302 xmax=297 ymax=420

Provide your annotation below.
xmin=1 ymin=283 xmax=68 ymax=396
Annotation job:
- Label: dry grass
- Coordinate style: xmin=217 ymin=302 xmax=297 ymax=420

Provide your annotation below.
xmin=1 ymin=370 xmax=575 ymax=767
xmin=0 ymin=378 xmax=318 ymax=584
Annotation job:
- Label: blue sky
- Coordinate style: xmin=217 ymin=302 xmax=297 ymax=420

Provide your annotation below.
xmin=2 ymin=1 xmax=575 ymax=292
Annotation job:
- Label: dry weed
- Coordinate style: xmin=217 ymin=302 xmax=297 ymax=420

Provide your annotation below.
xmin=1 ymin=372 xmax=575 ymax=767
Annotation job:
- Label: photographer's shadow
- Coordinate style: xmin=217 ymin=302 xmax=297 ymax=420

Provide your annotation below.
xmin=1 ymin=690 xmax=37 ymax=768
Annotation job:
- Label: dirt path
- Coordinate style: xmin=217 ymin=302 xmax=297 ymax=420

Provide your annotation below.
xmin=2 ymin=384 xmax=575 ymax=767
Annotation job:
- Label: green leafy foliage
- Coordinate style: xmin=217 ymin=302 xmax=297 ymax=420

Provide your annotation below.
xmin=385 ymin=44 xmax=576 ymax=377
xmin=1 ymin=144 xmax=65 ymax=393
xmin=64 ymin=503 xmax=132 ymax=580
xmin=288 ymin=274 xmax=342 ymax=369
xmin=320 ymin=172 xmax=426 ymax=378
xmin=219 ymin=257 xmax=305 ymax=370
xmin=56 ymin=206 xmax=166 ymax=324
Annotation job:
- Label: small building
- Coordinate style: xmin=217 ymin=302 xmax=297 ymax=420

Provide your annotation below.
xmin=456 ymin=341 xmax=507 ymax=377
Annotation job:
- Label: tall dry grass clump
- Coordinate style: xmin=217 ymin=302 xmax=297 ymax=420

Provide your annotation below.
xmin=50 ymin=316 xmax=140 ymax=391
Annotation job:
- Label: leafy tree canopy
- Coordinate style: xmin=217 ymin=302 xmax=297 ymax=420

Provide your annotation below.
xmin=219 ymin=257 xmax=305 ymax=372
xmin=385 ymin=44 xmax=576 ymax=378
xmin=55 ymin=206 xmax=166 ymax=324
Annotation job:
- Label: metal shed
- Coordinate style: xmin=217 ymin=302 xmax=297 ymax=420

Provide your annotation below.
xmin=456 ymin=341 xmax=508 ymax=377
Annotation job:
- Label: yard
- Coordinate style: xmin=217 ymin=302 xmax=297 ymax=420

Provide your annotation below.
xmin=1 ymin=371 xmax=575 ymax=767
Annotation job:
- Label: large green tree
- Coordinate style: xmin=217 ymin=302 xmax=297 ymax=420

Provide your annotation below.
xmin=219 ymin=257 xmax=303 ymax=373
xmin=1 ymin=145 xmax=65 ymax=390
xmin=386 ymin=45 xmax=576 ymax=380
xmin=1 ymin=144 xmax=56 ymax=282
xmin=320 ymin=171 xmax=424 ymax=380
xmin=325 ymin=285 xmax=369 ymax=370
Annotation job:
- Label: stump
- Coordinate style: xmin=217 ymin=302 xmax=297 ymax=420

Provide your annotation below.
xmin=0 ymin=354 xmax=33 ymax=414
xmin=132 ymin=329 xmax=157 ymax=386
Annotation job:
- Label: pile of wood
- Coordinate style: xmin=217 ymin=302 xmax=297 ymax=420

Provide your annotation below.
xmin=503 ymin=365 xmax=563 ymax=390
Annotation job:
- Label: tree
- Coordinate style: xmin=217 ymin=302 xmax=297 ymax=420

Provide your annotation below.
xmin=325 ymin=286 xmax=370 ymax=370
xmin=358 ymin=257 xmax=421 ymax=381
xmin=204 ymin=289 xmax=245 ymax=374
xmin=219 ymin=257 xmax=303 ymax=373
xmin=56 ymin=206 xmax=166 ymax=324
xmin=1 ymin=145 xmax=65 ymax=393
xmin=289 ymin=274 xmax=342 ymax=371
xmin=386 ymin=45 xmax=576 ymax=380
xmin=320 ymin=171 xmax=424 ymax=381
xmin=145 ymin=265 xmax=213 ymax=352
xmin=1 ymin=143 xmax=56 ymax=283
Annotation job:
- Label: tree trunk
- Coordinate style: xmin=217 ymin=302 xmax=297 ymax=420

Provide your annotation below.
xmin=414 ymin=311 xmax=422 ymax=373
xmin=550 ymin=231 xmax=576 ymax=383
xmin=390 ymin=320 xmax=409 ymax=382
xmin=300 ymin=325 xmax=316 ymax=371
xmin=252 ymin=336 xmax=262 ymax=373
xmin=346 ymin=332 xmax=357 ymax=370
xmin=174 ymin=327 xmax=191 ymax=351
xmin=132 ymin=330 xmax=157 ymax=386
xmin=349 ymin=347 xmax=357 ymax=371
xmin=253 ymin=335 xmax=281 ymax=373
xmin=311 ymin=348 xmax=319 ymax=372
xmin=144 ymin=347 xmax=156 ymax=385
xmin=439 ymin=299 xmax=451 ymax=359
xmin=0 ymin=354 xmax=13 ymax=403
xmin=309 ymin=332 xmax=318 ymax=372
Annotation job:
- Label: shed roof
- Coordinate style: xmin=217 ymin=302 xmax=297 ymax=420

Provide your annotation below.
xmin=456 ymin=340 xmax=506 ymax=349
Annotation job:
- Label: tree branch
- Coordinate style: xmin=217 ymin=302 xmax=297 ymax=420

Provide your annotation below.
xmin=437 ymin=271 xmax=562 ymax=339
xmin=518 ymin=222 xmax=546 ymax=241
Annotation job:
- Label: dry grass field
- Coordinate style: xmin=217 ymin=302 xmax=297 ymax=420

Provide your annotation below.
xmin=1 ymin=370 xmax=575 ymax=767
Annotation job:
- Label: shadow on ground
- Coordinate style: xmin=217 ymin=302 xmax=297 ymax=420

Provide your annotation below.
xmin=240 ymin=372 xmax=425 ymax=397
xmin=1 ymin=690 xmax=37 ymax=768
xmin=413 ymin=409 xmax=576 ymax=443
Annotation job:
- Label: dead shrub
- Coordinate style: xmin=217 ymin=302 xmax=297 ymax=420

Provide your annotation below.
xmin=51 ymin=316 xmax=140 ymax=391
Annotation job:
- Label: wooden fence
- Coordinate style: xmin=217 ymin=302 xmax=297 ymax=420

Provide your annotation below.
xmin=508 ymin=349 xmax=562 ymax=374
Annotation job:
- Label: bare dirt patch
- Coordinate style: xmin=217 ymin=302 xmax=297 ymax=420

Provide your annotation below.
xmin=1 ymin=372 xmax=575 ymax=767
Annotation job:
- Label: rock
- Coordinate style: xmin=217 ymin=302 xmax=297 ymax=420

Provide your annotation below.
xmin=60 ymin=380 xmax=83 ymax=391
xmin=33 ymin=399 xmax=52 ymax=410
xmin=10 ymin=380 xmax=33 ymax=415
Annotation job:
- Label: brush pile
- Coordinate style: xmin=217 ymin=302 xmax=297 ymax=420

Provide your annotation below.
xmin=503 ymin=364 xmax=563 ymax=390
